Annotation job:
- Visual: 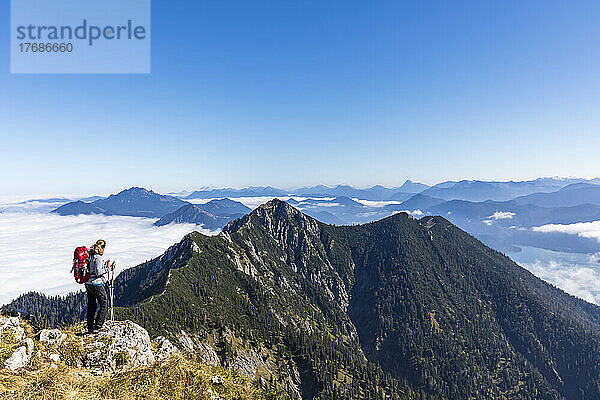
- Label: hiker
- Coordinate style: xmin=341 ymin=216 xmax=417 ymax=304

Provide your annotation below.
xmin=85 ymin=239 xmax=115 ymax=333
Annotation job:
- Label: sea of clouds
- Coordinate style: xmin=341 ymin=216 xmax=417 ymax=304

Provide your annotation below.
xmin=533 ymin=220 xmax=600 ymax=243
xmin=512 ymin=247 xmax=600 ymax=304
xmin=513 ymin=221 xmax=600 ymax=304
xmin=0 ymin=209 xmax=216 ymax=306
xmin=3 ymin=195 xmax=600 ymax=308
xmin=187 ymin=196 xmax=286 ymax=209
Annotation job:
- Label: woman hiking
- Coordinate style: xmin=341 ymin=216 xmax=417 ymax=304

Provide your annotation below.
xmin=85 ymin=239 xmax=115 ymax=334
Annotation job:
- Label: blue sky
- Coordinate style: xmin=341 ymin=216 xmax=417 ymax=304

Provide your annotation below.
xmin=1 ymin=0 xmax=599 ymax=195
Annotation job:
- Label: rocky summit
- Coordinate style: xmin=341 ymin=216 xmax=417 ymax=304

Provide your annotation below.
xmin=1 ymin=316 xmax=174 ymax=374
xmin=0 ymin=316 xmax=279 ymax=399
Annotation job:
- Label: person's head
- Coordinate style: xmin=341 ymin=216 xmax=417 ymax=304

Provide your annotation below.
xmin=90 ymin=239 xmax=106 ymax=256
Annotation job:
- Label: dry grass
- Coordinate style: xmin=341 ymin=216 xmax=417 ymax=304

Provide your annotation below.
xmin=0 ymin=356 xmax=274 ymax=400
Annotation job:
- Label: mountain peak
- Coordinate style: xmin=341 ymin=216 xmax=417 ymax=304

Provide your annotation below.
xmin=118 ymin=187 xmax=156 ymax=197
xmin=223 ymin=198 xmax=314 ymax=235
xmin=398 ymin=179 xmax=429 ymax=193
xmin=258 ymin=197 xmax=296 ymax=211
xmin=155 ymin=199 xmax=250 ymax=230
xmin=255 ymin=198 xmax=303 ymax=223
xmin=53 ymin=187 xmax=186 ymax=218
xmin=258 ymin=198 xmax=310 ymax=222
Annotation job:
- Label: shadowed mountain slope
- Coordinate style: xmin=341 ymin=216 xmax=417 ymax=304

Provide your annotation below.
xmin=154 ymin=199 xmax=251 ymax=229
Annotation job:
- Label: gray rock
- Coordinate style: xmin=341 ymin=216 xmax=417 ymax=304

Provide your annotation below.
xmin=39 ymin=329 xmax=67 ymax=345
xmin=0 ymin=316 xmax=20 ymax=330
xmin=49 ymin=353 xmax=61 ymax=362
xmin=177 ymin=332 xmax=220 ymax=366
xmin=178 ymin=331 xmax=195 ymax=353
xmin=12 ymin=326 xmax=25 ymax=342
xmin=4 ymin=346 xmax=30 ymax=370
xmin=211 ymin=375 xmax=225 ymax=385
xmin=23 ymin=338 xmax=34 ymax=355
xmin=152 ymin=336 xmax=179 ymax=361
xmin=86 ymin=350 xmax=104 ymax=365
xmin=225 ymin=349 xmax=263 ymax=378
xmin=196 ymin=342 xmax=220 ymax=366
xmin=85 ymin=320 xmax=155 ymax=372
xmin=0 ymin=316 xmax=25 ymax=341
xmin=281 ymin=362 xmax=303 ymax=400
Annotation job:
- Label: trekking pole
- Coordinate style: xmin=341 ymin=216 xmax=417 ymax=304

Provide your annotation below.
xmin=109 ymin=273 xmax=113 ymax=322
xmin=110 ymin=262 xmax=115 ymax=321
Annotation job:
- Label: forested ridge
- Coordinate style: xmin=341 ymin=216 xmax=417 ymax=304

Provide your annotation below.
xmin=5 ymin=199 xmax=600 ymax=399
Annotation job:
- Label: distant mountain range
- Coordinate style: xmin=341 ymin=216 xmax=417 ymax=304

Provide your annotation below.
xmin=186 ymin=186 xmax=288 ymax=199
xmin=180 ymin=178 xmax=599 ymax=202
xmin=52 ymin=187 xmax=188 ymax=218
xmin=277 ymin=181 xmax=600 ymax=253
xmin=287 ymin=196 xmax=369 ymax=225
xmin=513 ymin=183 xmax=600 ymax=207
xmin=184 ymin=181 xmax=430 ymax=201
xmin=18 ymin=197 xmax=71 ymax=204
xmin=154 ymin=199 xmax=251 ymax=230
xmin=419 ymin=178 xmax=600 ymax=202
xmin=52 ymin=188 xmax=249 ymax=230
xmin=8 ymin=200 xmax=600 ymax=399
xmin=395 ymin=182 xmax=600 ymax=253
xmin=292 ymin=183 xmax=414 ymax=201
xmin=24 ymin=178 xmax=600 ymax=210
xmin=42 ymin=178 xmax=600 ymax=254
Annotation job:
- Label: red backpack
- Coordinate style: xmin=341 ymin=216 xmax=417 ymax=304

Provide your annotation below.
xmin=72 ymin=246 xmax=91 ymax=284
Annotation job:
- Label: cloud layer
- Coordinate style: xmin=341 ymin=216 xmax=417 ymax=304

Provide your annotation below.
xmin=3 ymin=197 xmax=600 ymax=311
xmin=533 ymin=220 xmax=600 ymax=243
xmin=512 ymin=247 xmax=600 ymax=305
xmin=0 ymin=212 xmax=216 ymax=305
xmin=187 ymin=196 xmax=280 ymax=209
xmin=521 ymin=260 xmax=600 ymax=304
xmin=483 ymin=211 xmax=515 ymax=226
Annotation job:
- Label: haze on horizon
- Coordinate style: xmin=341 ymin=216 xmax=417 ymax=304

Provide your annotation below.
xmin=3 ymin=176 xmax=599 ymax=200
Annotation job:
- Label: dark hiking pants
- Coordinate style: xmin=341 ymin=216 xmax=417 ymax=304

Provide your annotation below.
xmin=85 ymin=284 xmax=108 ymax=332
